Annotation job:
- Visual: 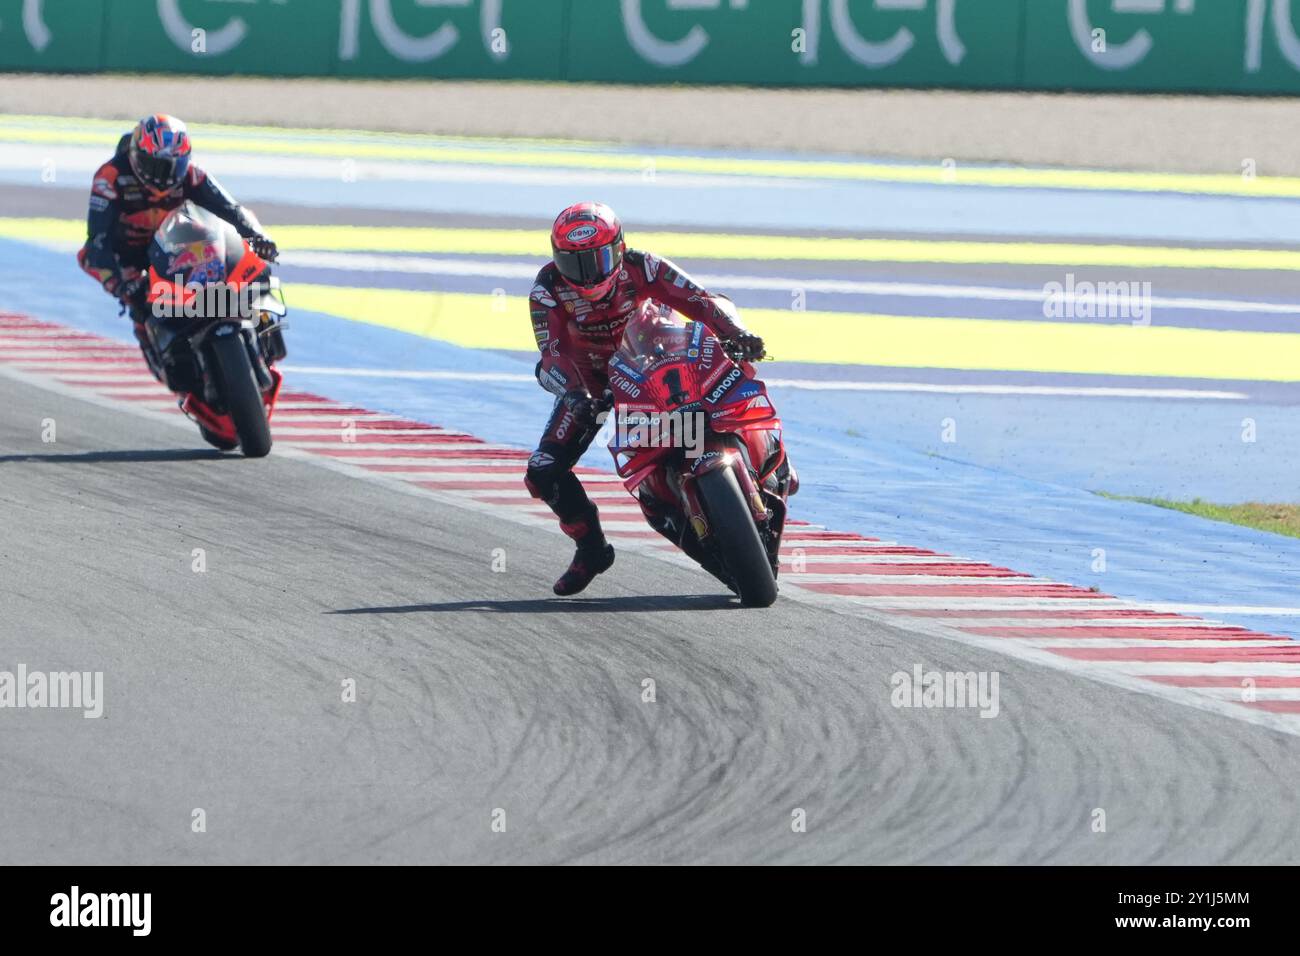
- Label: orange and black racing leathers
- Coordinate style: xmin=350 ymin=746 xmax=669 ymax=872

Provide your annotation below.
xmin=525 ymin=249 xmax=753 ymax=548
xmin=76 ymin=133 xmax=267 ymax=376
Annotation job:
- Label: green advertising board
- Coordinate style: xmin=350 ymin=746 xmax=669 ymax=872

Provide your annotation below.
xmin=334 ymin=0 xmax=565 ymax=80
xmin=3 ymin=0 xmax=1300 ymax=95
xmin=1023 ymin=0 xmax=1244 ymax=93
xmin=98 ymin=0 xmax=337 ymax=76
xmin=0 ymin=0 xmax=105 ymax=71
xmin=562 ymin=0 xmax=1024 ymax=88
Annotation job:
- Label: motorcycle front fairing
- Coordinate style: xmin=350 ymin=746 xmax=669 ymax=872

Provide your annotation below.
xmin=605 ymin=306 xmax=791 ymax=590
xmin=610 ymin=312 xmax=783 ymax=478
xmin=608 ymin=306 xmax=788 ymax=530
xmin=143 ymin=202 xmax=286 ymax=420
xmin=147 ymin=203 xmax=260 ymax=297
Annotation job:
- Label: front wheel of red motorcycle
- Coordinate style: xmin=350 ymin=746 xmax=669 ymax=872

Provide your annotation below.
xmin=696 ymin=466 xmax=778 ymax=608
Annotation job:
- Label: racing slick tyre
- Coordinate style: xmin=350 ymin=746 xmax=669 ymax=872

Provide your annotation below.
xmin=199 ymin=425 xmax=238 ymax=452
xmin=696 ymin=466 xmax=778 ymax=608
xmin=209 ymin=331 xmax=272 ymax=459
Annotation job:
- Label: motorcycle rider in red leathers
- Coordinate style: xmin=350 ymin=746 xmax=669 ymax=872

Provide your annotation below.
xmin=76 ymin=114 xmax=278 ymax=445
xmin=527 ymin=202 xmax=767 ymax=595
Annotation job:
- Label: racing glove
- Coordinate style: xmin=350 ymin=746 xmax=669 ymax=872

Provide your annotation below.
xmin=118 ymin=274 xmax=150 ymax=312
xmin=726 ymin=331 xmax=767 ymax=362
xmin=561 ymin=389 xmax=602 ymax=429
xmin=250 ymin=233 xmax=279 ymax=262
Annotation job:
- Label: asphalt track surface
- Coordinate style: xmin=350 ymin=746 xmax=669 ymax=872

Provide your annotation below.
xmin=4 ymin=111 xmax=1300 ymax=865
xmin=4 ymin=373 xmax=1300 ymax=865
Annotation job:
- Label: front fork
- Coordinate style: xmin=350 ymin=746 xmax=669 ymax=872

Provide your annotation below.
xmin=682 ymin=442 xmax=782 ymax=573
xmin=182 ymin=322 xmax=284 ymax=431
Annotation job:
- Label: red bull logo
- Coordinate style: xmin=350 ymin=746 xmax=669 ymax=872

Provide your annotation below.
xmin=171 ymin=241 xmax=225 ymax=284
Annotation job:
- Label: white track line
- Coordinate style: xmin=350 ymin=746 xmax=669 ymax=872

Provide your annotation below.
xmin=782 ymin=573 xmax=1051 ymax=585
xmin=1181 ymin=687 xmax=1300 ymax=701
xmin=920 ymin=617 xmax=1216 ymax=629
xmin=1144 ymin=603 xmax=1300 ymax=616
xmin=1005 ymin=638 xmax=1293 ymax=649
xmin=279 ymin=365 xmax=1248 ymax=401
xmin=275 ymin=250 xmax=1300 ymax=317
xmin=835 ymin=596 xmax=1158 ymax=610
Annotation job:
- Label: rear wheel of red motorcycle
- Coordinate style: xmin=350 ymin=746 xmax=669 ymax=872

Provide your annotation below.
xmin=210 ymin=332 xmax=273 ymax=459
xmin=697 ymin=466 xmax=778 ymax=608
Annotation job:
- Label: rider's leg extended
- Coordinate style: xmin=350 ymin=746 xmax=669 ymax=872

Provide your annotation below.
xmin=78 ymin=244 xmax=162 ymax=380
xmin=525 ymin=399 xmax=614 ymax=595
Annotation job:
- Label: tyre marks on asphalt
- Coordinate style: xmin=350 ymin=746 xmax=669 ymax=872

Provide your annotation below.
xmin=3 ymin=310 xmax=1298 ymax=733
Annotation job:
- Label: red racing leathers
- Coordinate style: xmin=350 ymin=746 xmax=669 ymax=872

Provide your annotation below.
xmin=524 ymin=248 xmax=749 ymax=546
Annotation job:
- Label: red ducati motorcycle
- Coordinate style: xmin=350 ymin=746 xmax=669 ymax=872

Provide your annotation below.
xmin=606 ymin=303 xmax=796 ymax=607
xmin=144 ymin=201 xmax=287 ymax=457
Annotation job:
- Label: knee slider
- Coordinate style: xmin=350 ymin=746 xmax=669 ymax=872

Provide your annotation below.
xmin=525 ymin=449 xmax=561 ymax=502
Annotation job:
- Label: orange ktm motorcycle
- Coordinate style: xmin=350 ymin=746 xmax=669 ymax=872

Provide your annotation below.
xmin=144 ymin=201 xmax=287 ymax=457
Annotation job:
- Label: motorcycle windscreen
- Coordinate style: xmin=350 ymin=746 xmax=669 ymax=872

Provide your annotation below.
xmin=148 ymin=202 xmax=230 ymax=287
xmin=613 ymin=312 xmax=697 ymax=372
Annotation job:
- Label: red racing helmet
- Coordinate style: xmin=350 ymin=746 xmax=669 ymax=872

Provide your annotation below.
xmin=550 ymin=202 xmax=624 ymax=301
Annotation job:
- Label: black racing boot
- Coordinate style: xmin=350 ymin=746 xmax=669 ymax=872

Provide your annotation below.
xmin=554 ymin=506 xmax=614 ymax=596
xmin=553 ymin=543 xmax=616 ymax=596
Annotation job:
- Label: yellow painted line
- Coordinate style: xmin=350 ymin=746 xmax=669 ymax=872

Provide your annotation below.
xmin=287 ymin=284 xmax=1297 ymax=382
xmin=265 ymin=225 xmax=1300 ymax=271
xmin=8 ymin=217 xmax=1300 ymax=272
xmin=2 ymin=113 xmax=1297 ymax=198
xmin=0 ymin=218 xmax=86 ymax=245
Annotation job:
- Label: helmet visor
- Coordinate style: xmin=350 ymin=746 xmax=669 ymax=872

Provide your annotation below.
xmin=553 ymin=241 xmax=622 ymax=288
xmin=134 ymin=151 xmax=189 ymax=190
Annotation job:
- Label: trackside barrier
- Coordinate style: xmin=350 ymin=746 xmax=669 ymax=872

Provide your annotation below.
xmin=4 ymin=1 xmax=1300 ymax=93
